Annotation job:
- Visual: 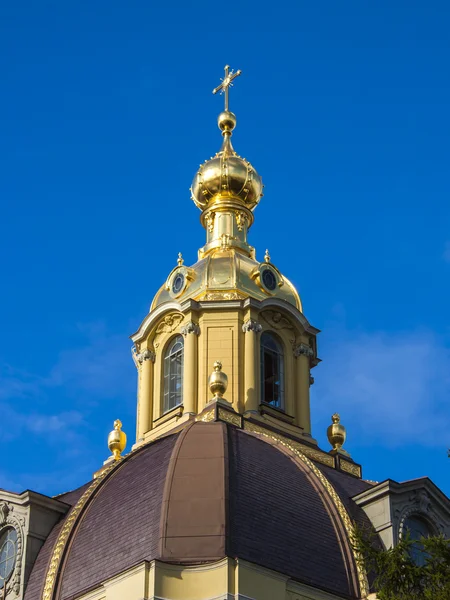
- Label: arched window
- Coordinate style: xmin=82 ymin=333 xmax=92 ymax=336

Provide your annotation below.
xmin=0 ymin=527 xmax=18 ymax=589
xmin=403 ymin=515 xmax=433 ymax=566
xmin=163 ymin=335 xmax=184 ymax=413
xmin=260 ymin=332 xmax=284 ymax=409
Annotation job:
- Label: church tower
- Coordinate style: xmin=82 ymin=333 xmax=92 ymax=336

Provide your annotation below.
xmin=3 ymin=67 xmax=449 ymax=600
xmin=131 ymin=66 xmax=320 ymax=448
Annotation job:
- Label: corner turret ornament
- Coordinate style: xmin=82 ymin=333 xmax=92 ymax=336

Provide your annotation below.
xmin=108 ymin=419 xmax=127 ymax=461
xmin=208 ymin=361 xmax=229 ymax=403
xmin=327 ymin=413 xmax=350 ymax=457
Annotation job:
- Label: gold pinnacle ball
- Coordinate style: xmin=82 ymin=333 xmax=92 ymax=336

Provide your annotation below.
xmin=209 ymin=361 xmax=228 ymax=399
xmin=327 ymin=413 xmax=346 ymax=454
xmin=218 ymin=110 xmax=237 ymax=133
xmin=108 ymin=419 xmax=127 ymax=461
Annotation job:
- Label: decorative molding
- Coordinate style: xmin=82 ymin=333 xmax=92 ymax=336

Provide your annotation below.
xmin=205 ymin=211 xmax=215 ymax=232
xmin=261 ymin=310 xmax=293 ymax=331
xmin=218 ymin=407 xmax=242 ymax=427
xmin=196 ymin=409 xmax=215 ymax=423
xmin=41 ymin=462 xmax=118 ymax=600
xmin=201 ymin=291 xmax=246 ymax=301
xmin=0 ymin=501 xmax=10 ymax=525
xmin=154 ymin=313 xmax=184 ymax=348
xmin=136 ymin=349 xmax=156 ymax=364
xmin=180 ymin=321 xmax=200 ymax=337
xmin=0 ymin=502 xmax=24 ymax=595
xmin=293 ymin=343 xmax=314 ymax=358
xmin=397 ymin=489 xmax=443 ymax=540
xmin=236 ymin=211 xmax=248 ymax=231
xmin=243 ymin=421 xmax=369 ymax=598
xmin=309 ymin=375 xmax=315 ymax=386
xmin=242 ymin=318 xmax=262 ymax=333
xmin=155 ymin=313 xmax=184 ymax=335
xmin=340 ymin=459 xmax=361 ymax=478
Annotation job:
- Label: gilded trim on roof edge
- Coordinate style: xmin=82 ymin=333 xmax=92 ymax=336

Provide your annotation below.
xmin=244 ymin=420 xmax=369 ymax=599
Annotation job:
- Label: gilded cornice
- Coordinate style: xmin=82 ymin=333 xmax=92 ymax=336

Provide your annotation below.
xmin=243 ymin=421 xmax=369 ymax=599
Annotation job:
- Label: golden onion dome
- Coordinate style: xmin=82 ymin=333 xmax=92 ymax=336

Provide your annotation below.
xmin=191 ymin=110 xmax=263 ymax=212
xmin=150 ymin=66 xmax=302 ymax=313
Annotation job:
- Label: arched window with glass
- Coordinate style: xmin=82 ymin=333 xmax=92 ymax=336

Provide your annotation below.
xmin=0 ymin=527 xmax=18 ymax=590
xmin=163 ymin=335 xmax=184 ymax=413
xmin=403 ymin=515 xmax=433 ymax=566
xmin=260 ymin=331 xmax=285 ymax=409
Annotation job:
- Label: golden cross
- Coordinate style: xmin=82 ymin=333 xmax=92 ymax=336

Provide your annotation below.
xmin=212 ymin=65 xmax=242 ymax=112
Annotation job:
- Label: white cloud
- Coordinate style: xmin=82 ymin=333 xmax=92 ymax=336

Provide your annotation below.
xmin=0 ymin=321 xmax=135 ymax=442
xmin=313 ymin=326 xmax=450 ymax=448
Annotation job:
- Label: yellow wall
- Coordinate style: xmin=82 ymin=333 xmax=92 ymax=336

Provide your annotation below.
xmin=133 ymin=302 xmax=318 ymax=447
xmin=75 ymin=558 xmax=349 ymax=600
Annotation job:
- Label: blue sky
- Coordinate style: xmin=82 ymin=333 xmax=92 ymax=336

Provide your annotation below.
xmin=1 ymin=1 xmax=449 ymax=497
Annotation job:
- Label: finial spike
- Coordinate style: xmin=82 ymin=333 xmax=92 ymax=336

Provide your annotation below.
xmin=177 ymin=252 xmax=184 ymax=266
xmin=264 ymin=249 xmax=271 ymax=263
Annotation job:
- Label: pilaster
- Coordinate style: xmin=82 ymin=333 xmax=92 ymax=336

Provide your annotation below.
xmin=293 ymin=342 xmax=313 ymax=434
xmin=135 ymin=349 xmax=156 ymax=441
xmin=242 ymin=316 xmax=262 ymax=413
xmin=181 ymin=318 xmax=200 ymax=415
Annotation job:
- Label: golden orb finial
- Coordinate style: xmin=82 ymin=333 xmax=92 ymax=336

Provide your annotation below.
xmin=177 ymin=252 xmax=184 ymax=266
xmin=264 ymin=249 xmax=271 ymax=263
xmin=191 ymin=65 xmax=263 ymax=217
xmin=108 ymin=419 xmax=127 ymax=461
xmin=208 ymin=361 xmax=228 ymax=400
xmin=327 ymin=413 xmax=347 ymax=455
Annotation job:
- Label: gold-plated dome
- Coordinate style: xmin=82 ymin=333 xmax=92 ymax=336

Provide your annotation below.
xmin=150 ymin=66 xmax=302 ymax=313
xmin=191 ymin=110 xmax=263 ymax=212
xmin=151 ymin=248 xmax=302 ymax=311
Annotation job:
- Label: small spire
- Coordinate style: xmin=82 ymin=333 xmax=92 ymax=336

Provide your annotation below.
xmin=264 ymin=249 xmax=271 ymax=263
xmin=177 ymin=252 xmax=184 ymax=266
xmin=327 ymin=413 xmax=349 ymax=456
xmin=208 ymin=361 xmax=228 ymax=400
xmin=108 ymin=419 xmax=127 ymax=461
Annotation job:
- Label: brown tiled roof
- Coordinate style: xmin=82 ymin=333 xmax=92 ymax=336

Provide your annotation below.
xmin=59 ymin=433 xmax=178 ymax=599
xmin=25 ymin=422 xmax=369 ymax=600
xmin=227 ymin=427 xmax=359 ymax=598
xmin=24 ymin=520 xmax=64 ymax=600
xmin=317 ymin=463 xmax=375 ymax=532
xmin=24 ymin=482 xmax=91 ymax=600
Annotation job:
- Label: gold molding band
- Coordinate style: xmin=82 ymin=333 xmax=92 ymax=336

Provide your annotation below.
xmin=243 ymin=421 xmax=369 ymax=598
xmin=218 ymin=407 xmax=242 ymax=427
xmin=340 ymin=459 xmax=362 ymax=478
xmin=42 ymin=462 xmax=119 ymax=600
xmin=197 ymin=408 xmax=215 ymax=422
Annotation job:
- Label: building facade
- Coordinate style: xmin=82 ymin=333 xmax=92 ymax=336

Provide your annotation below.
xmin=1 ymin=67 xmax=449 ymax=600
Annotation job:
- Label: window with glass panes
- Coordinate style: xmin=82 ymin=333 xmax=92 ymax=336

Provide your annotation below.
xmin=260 ymin=332 xmax=285 ymax=409
xmin=163 ymin=335 xmax=184 ymax=413
xmin=0 ymin=527 xmax=17 ymax=589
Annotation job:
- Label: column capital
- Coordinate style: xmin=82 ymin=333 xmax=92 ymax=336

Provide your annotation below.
xmin=136 ymin=349 xmax=156 ymax=363
xmin=242 ymin=319 xmax=262 ymax=333
xmin=180 ymin=320 xmax=200 ymax=336
xmin=293 ymin=343 xmax=314 ymax=358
